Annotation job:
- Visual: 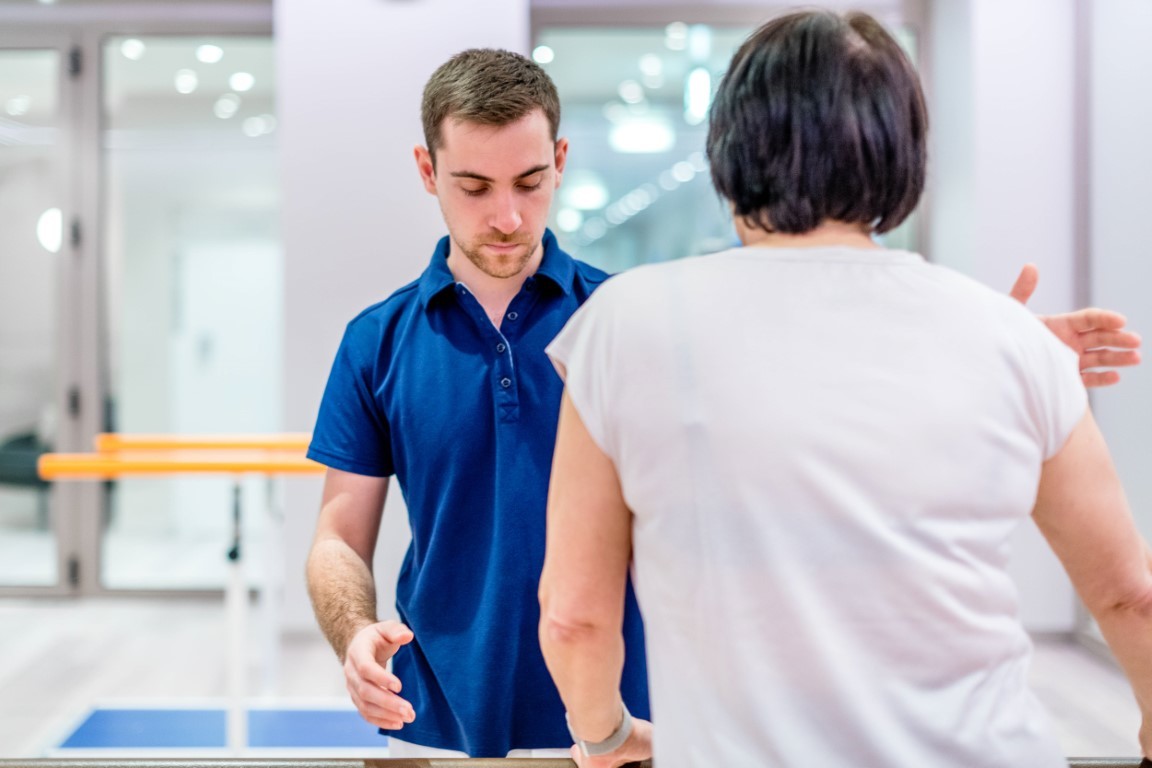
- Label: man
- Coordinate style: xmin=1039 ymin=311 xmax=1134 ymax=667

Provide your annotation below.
xmin=306 ymin=47 xmax=1140 ymax=760
xmin=304 ymin=48 xmax=649 ymax=757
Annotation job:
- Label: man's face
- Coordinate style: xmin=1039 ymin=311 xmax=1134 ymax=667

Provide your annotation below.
xmin=415 ymin=109 xmax=567 ymax=279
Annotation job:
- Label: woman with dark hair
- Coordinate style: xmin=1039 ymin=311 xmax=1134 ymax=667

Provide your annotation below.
xmin=537 ymin=10 xmax=1152 ymax=768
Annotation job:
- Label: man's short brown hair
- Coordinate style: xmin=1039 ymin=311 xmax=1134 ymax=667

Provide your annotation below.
xmin=421 ymin=48 xmax=561 ymax=165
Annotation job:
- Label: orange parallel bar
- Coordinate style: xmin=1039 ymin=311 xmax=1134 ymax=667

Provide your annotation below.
xmin=95 ymin=433 xmax=312 ymax=452
xmin=39 ymin=451 xmax=325 ymax=480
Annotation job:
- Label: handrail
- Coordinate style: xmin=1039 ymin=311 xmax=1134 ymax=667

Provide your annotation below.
xmin=38 ymin=451 xmax=324 ymax=479
xmin=94 ymin=433 xmax=312 ymax=452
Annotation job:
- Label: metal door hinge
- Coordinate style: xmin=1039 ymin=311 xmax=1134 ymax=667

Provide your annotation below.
xmin=70 ymin=218 xmax=81 ymax=248
xmin=68 ymin=47 xmax=82 ymax=77
xmin=67 ymin=556 xmax=80 ymax=587
xmin=67 ymin=386 xmax=81 ymax=418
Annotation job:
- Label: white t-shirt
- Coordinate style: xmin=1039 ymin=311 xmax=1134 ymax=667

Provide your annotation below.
xmin=546 ymin=246 xmax=1087 ymax=768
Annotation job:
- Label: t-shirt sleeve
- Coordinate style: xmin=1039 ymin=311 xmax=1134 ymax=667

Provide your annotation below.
xmin=1017 ymin=313 xmax=1089 ymax=461
xmin=307 ymin=321 xmax=395 ymax=477
xmin=545 ymin=286 xmax=619 ymax=461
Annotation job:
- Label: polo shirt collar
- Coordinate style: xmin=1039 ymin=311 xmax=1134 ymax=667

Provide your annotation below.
xmin=417 ymin=228 xmax=575 ymax=309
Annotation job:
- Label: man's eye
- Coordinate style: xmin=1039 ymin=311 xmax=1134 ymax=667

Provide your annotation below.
xmin=462 ymin=187 xmax=487 ymax=197
xmin=518 ymin=181 xmax=543 ymax=192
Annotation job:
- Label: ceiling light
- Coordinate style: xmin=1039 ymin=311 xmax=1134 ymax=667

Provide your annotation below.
xmin=659 ymin=170 xmax=680 ymax=191
xmin=214 ymin=93 xmax=241 ymax=119
xmin=642 ymin=73 xmax=664 ymax=90
xmin=562 ymin=170 xmax=609 ymax=210
xmin=242 ymin=114 xmax=277 ymax=137
xmin=174 ymin=69 xmax=198 ymax=94
xmin=626 ymin=188 xmax=653 ymax=212
xmin=583 ymin=219 xmax=608 ymax=239
xmin=37 ymin=208 xmax=62 ymax=254
xmin=196 ymin=44 xmax=224 ymax=64
xmin=618 ymin=80 xmax=645 ymax=105
xmin=602 ymin=102 xmax=629 ymax=123
xmin=684 ymin=67 xmax=711 ymax=125
xmin=5 ymin=95 xmax=30 ymax=116
xmin=120 ymin=39 xmax=146 ymax=61
xmin=532 ymin=45 xmax=555 ymax=65
xmin=688 ymin=25 xmax=713 ymax=62
xmin=229 ymin=72 xmax=255 ymax=92
xmin=556 ymin=208 xmax=583 ymax=233
xmin=689 ymin=151 xmax=708 ymax=171
xmin=665 ymin=22 xmax=688 ymax=51
xmin=671 ymin=161 xmax=696 ymax=183
xmin=639 ymin=54 xmax=663 ymax=77
xmin=609 ymin=117 xmax=675 ymax=154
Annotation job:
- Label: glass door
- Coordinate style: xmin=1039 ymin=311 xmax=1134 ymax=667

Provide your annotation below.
xmin=99 ymin=35 xmax=281 ymax=590
xmin=0 ymin=42 xmax=74 ymax=591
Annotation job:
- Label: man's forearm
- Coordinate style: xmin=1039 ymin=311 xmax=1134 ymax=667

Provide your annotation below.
xmin=306 ymin=537 xmax=379 ymax=662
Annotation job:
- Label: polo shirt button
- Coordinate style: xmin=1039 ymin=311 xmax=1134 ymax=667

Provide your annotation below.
xmin=496 ymin=343 xmax=507 ymax=353
xmin=507 ymin=311 xmax=518 ymax=321
xmin=500 ymin=377 xmax=512 ymax=388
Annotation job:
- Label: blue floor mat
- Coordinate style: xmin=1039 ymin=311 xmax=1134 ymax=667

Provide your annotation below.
xmin=60 ymin=707 xmax=386 ymax=749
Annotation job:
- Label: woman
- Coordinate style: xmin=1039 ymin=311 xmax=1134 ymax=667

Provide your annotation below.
xmin=537 ymin=9 xmax=1152 ymax=768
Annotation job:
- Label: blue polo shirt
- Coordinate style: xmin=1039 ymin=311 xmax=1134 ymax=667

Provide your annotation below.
xmin=308 ymin=230 xmax=649 ymax=757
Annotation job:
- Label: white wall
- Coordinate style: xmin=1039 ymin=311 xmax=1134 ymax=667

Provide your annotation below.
xmin=277 ymin=0 xmax=530 ymax=634
xmin=1090 ymin=2 xmax=1152 ymax=541
xmin=928 ymin=0 xmax=1079 ymax=631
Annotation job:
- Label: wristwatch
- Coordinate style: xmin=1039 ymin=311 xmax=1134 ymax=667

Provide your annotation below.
xmin=566 ymin=701 xmax=634 ymax=757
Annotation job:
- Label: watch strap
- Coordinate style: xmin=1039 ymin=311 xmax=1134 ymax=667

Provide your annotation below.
xmin=567 ymin=701 xmax=634 ymax=757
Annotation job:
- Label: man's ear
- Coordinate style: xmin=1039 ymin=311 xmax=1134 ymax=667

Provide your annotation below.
xmin=553 ymin=137 xmax=569 ymax=186
xmin=414 ymin=145 xmax=437 ymax=195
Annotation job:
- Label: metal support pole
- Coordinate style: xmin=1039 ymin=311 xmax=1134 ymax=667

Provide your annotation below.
xmin=225 ymin=478 xmax=247 ymax=753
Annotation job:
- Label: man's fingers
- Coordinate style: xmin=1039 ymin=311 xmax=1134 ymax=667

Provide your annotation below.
xmin=349 ymin=684 xmax=417 ymax=724
xmin=1009 ymin=263 xmax=1039 ymax=304
xmin=1064 ymin=307 xmax=1130 ymax=333
xmin=1082 ymin=370 xmax=1121 ymax=388
xmin=349 ymin=658 xmax=404 ymax=693
xmin=1075 ymin=329 xmax=1143 ymax=350
xmin=1080 ymin=349 xmax=1142 ymax=370
xmin=375 ymin=620 xmax=415 ymax=646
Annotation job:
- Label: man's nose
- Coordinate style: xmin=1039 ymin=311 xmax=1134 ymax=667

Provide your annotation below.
xmin=489 ymin=192 xmax=522 ymax=234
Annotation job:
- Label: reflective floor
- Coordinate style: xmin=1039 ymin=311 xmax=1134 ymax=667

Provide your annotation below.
xmin=0 ymin=597 xmax=1141 ymax=759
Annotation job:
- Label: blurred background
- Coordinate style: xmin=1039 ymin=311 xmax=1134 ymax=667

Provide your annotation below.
xmin=0 ymin=0 xmax=1148 ymax=758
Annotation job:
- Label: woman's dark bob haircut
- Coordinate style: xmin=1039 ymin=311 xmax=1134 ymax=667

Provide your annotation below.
xmin=707 ymin=10 xmax=927 ymax=235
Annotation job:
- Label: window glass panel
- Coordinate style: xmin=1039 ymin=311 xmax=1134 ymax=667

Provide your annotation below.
xmin=0 ymin=49 xmax=61 ymax=587
xmin=101 ymin=36 xmax=279 ymax=589
xmin=538 ymin=24 xmax=920 ymax=271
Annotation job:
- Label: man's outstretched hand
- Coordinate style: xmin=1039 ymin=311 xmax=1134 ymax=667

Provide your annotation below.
xmin=1010 ymin=263 xmax=1142 ymax=387
xmin=344 ymin=619 xmax=416 ymax=730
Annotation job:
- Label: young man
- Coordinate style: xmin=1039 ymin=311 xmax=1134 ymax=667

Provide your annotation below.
xmin=304 ymin=49 xmax=650 ymax=757
xmin=306 ymin=47 xmax=1139 ymax=760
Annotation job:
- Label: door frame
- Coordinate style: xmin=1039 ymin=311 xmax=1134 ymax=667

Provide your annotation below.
xmin=0 ymin=2 xmax=272 ymax=597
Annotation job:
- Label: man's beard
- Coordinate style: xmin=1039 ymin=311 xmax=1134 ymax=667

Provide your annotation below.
xmin=460 ymin=235 xmax=539 ymax=279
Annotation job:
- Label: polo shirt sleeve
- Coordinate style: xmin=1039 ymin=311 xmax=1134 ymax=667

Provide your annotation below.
xmin=307 ymin=321 xmax=395 ymax=477
xmin=545 ymin=286 xmax=620 ymax=462
xmin=1016 ymin=312 xmax=1089 ymax=461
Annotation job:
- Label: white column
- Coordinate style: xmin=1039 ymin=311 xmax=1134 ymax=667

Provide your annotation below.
xmin=277 ymin=0 xmax=530 ymax=634
xmin=1090 ymin=1 xmax=1152 ymax=540
xmin=927 ymin=0 xmax=1078 ymax=631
